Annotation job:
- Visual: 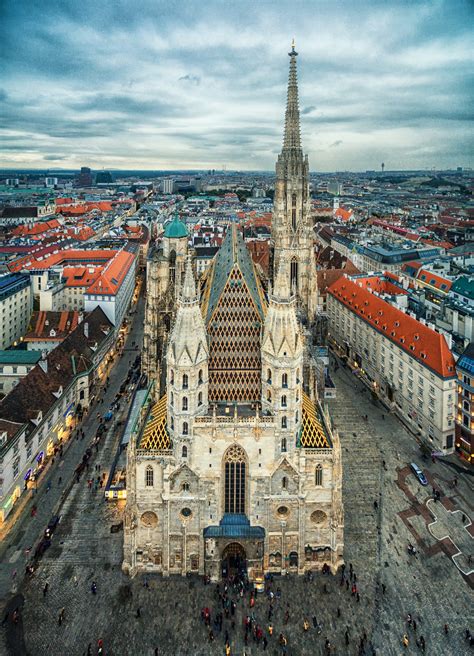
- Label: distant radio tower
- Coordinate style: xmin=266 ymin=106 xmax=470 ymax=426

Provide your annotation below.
xmin=381 ymin=162 xmax=385 ymax=174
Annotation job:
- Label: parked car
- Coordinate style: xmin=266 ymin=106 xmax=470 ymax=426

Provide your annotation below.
xmin=410 ymin=462 xmax=428 ymax=486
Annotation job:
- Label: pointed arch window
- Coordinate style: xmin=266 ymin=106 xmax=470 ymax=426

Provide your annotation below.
xmin=170 ymin=370 xmax=174 ymax=385
xmin=291 ymin=193 xmax=297 ymax=231
xmin=198 ymin=392 xmax=203 ymax=407
xmin=281 ymin=416 xmax=287 ymax=429
xmin=145 ymin=465 xmax=154 ymax=487
xmin=296 ymin=369 xmax=300 ymax=384
xmin=295 ymin=410 xmax=299 ymax=424
xmin=282 ymin=476 xmax=287 ymax=490
xmin=282 ymin=373 xmax=288 ymax=388
xmin=198 ymin=369 xmax=203 ymax=385
xmin=315 ymin=464 xmax=323 ymax=487
xmin=267 ymin=368 xmax=272 ymax=384
xmin=267 ymin=389 xmax=272 ymax=403
xmin=170 ymin=417 xmax=174 ymax=430
xmin=224 ymin=445 xmax=246 ymax=514
xmin=170 ymin=392 xmax=174 ymax=407
xmin=281 ymin=395 xmax=287 ymax=408
xmin=290 ymin=259 xmax=298 ymax=291
xmin=182 ymin=445 xmax=188 ymax=458
xmin=182 ymin=397 xmax=188 ymax=411
xmin=182 ymin=421 xmax=188 ymax=435
xmin=182 ymin=482 xmax=190 ymax=492
xmin=281 ymin=437 xmax=287 ymax=452
xmin=182 ymin=374 xmax=188 ymax=390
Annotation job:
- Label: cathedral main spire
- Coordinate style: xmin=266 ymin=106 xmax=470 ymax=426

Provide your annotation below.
xmin=283 ymin=39 xmax=301 ymax=151
xmin=272 ymin=42 xmax=316 ymax=320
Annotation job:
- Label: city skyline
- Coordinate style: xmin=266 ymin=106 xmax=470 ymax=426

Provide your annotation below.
xmin=2 ymin=0 xmax=473 ymax=171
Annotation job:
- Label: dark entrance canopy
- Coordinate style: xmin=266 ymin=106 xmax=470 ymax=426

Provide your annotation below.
xmin=203 ymin=514 xmax=265 ymax=540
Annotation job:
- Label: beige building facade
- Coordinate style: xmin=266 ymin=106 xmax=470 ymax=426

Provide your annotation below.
xmin=327 ymin=274 xmax=457 ymax=453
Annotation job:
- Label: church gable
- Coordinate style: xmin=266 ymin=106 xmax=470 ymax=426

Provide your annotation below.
xmin=169 ymin=464 xmax=199 ymax=493
xmin=270 ymin=458 xmax=299 ymax=495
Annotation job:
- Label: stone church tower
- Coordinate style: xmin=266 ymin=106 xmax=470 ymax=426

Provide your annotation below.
xmin=142 ymin=214 xmax=189 ymax=393
xmin=272 ymin=41 xmax=317 ymax=321
xmin=123 ymin=47 xmax=343 ymax=581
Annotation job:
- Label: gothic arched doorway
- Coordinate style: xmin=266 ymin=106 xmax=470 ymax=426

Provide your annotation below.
xmin=221 ymin=542 xmax=247 ymax=578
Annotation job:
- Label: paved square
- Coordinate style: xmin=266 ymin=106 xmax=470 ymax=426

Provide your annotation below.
xmin=1 ymin=357 xmax=472 ymax=655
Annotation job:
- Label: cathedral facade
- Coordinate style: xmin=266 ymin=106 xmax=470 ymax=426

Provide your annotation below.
xmin=123 ymin=45 xmax=344 ymax=581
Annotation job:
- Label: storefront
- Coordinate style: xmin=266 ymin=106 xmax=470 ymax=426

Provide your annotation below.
xmin=0 ymin=486 xmax=21 ymax=523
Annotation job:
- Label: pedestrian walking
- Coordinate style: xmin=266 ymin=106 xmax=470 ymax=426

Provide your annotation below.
xmin=43 ymin=582 xmax=49 ymax=596
xmin=444 ymin=623 xmax=449 ymax=635
xmin=91 ymin=581 xmax=97 ymax=594
xmin=58 ymin=607 xmax=65 ymax=626
xmin=135 ymin=607 xmax=141 ymax=618
xmin=345 ymin=630 xmax=350 ymax=646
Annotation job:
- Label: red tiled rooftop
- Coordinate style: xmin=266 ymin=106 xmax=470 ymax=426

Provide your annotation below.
xmin=328 ymin=276 xmax=455 ymax=379
xmin=86 ymin=250 xmax=135 ymax=295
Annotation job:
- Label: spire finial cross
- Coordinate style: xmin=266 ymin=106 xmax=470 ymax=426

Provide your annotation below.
xmin=289 ymin=38 xmax=298 ymax=57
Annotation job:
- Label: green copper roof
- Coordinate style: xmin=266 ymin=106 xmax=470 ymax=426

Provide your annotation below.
xmin=0 ymin=350 xmax=42 ymax=365
xmin=451 ymin=275 xmax=474 ymax=301
xmin=163 ymin=215 xmax=188 ymax=239
xmin=204 ymin=224 xmax=266 ymax=324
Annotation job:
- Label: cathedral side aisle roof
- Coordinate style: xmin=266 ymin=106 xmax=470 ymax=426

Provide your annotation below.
xmin=202 ymin=224 xmax=267 ymax=324
xmin=139 ymin=394 xmax=170 ymax=450
xmin=299 ymin=392 xmax=332 ymax=448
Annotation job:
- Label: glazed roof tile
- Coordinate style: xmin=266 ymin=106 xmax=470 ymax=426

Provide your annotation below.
xmin=139 ymin=394 xmax=170 ymax=450
xmin=203 ymin=225 xmax=266 ymax=324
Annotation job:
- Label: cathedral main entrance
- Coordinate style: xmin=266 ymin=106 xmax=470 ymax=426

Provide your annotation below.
xmin=221 ymin=542 xmax=247 ymax=578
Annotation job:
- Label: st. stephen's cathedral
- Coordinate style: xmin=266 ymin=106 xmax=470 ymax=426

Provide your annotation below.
xmin=123 ymin=44 xmax=344 ymax=581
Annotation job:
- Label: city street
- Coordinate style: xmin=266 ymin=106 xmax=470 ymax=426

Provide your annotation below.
xmin=0 ymin=341 xmax=472 ymax=655
xmin=0 ymin=290 xmax=145 ymax=654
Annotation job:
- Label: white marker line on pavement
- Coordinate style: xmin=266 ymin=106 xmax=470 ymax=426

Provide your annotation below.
xmin=426 ymin=499 xmax=473 ymax=576
xmin=8 ymin=549 xmax=22 ymax=563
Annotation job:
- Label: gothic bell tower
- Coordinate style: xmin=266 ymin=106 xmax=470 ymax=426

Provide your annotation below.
xmin=272 ymin=41 xmax=316 ymax=321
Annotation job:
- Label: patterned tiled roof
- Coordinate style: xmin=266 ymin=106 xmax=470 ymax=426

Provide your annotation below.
xmin=299 ymin=393 xmax=331 ymax=448
xmin=201 ymin=225 xmax=267 ymax=403
xmin=203 ymin=225 xmax=266 ymax=324
xmin=139 ymin=394 xmax=170 ymax=450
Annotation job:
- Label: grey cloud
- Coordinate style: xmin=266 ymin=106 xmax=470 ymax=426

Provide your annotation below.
xmin=178 ymin=74 xmax=201 ymax=85
xmin=0 ymin=0 xmax=472 ymax=170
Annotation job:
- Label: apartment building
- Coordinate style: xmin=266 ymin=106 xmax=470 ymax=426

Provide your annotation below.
xmin=0 ymin=350 xmax=41 ymax=397
xmin=0 ymin=273 xmax=33 ymax=349
xmin=0 ymin=307 xmax=114 ymax=523
xmin=455 ymin=343 xmax=474 ymax=464
xmin=84 ymin=244 xmax=138 ymax=326
xmin=327 ymin=274 xmax=457 ymax=453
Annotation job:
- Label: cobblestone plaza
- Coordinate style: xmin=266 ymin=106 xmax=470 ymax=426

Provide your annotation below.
xmin=1 ymin=357 xmax=472 ymax=655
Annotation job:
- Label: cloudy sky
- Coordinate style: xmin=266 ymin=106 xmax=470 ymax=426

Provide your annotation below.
xmin=1 ymin=0 xmax=473 ymax=171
